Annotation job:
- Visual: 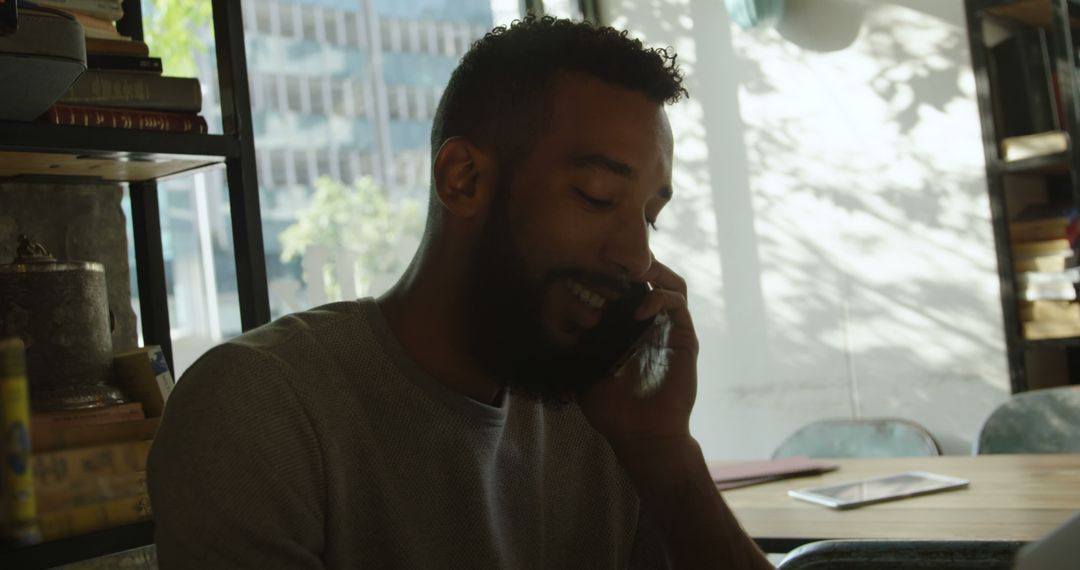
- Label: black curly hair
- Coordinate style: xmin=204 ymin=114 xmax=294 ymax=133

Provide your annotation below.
xmin=430 ymin=16 xmax=686 ymax=177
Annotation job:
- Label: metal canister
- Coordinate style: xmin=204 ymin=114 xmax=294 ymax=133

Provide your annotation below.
xmin=0 ymin=337 xmax=40 ymax=545
xmin=0 ymin=236 xmax=125 ymax=410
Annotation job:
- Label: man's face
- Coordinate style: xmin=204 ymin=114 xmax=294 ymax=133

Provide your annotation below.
xmin=466 ymin=72 xmax=674 ymax=401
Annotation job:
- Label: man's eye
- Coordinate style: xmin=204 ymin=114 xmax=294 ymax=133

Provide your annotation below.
xmin=575 ymin=189 xmax=613 ymax=208
xmin=647 ymin=219 xmax=659 ymax=231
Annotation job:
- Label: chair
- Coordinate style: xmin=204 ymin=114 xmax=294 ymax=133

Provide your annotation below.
xmin=975 ymin=386 xmax=1080 ymax=454
xmin=776 ymin=539 xmax=1024 ymax=569
xmin=773 ymin=418 xmax=941 ymax=459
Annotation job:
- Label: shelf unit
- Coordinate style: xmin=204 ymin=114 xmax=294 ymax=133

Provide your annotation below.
xmin=966 ymin=0 xmax=1080 ymax=392
xmin=0 ymin=0 xmax=268 ymax=566
xmin=3 ymin=521 xmax=155 ymax=569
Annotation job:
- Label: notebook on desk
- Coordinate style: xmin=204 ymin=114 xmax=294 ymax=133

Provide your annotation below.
xmin=708 ymin=456 xmax=839 ymax=491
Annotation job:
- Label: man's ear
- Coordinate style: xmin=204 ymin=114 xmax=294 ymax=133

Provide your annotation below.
xmin=432 ymin=136 xmax=496 ymax=219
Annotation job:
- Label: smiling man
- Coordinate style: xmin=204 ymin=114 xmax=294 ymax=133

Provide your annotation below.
xmin=148 ymin=16 xmax=769 ymax=570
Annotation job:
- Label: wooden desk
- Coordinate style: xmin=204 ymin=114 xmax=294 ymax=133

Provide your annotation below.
xmin=719 ymin=454 xmax=1080 ymax=552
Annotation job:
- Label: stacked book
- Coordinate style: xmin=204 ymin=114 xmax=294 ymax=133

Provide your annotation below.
xmin=1010 ymin=205 xmax=1080 ymax=340
xmin=33 ymin=0 xmax=206 ymax=132
xmin=27 ymin=347 xmax=174 ymax=542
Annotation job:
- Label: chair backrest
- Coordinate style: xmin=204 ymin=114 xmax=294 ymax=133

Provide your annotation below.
xmin=777 ymin=539 xmax=1023 ymax=569
xmin=975 ymin=386 xmax=1080 ymax=455
xmin=772 ymin=418 xmax=941 ymax=459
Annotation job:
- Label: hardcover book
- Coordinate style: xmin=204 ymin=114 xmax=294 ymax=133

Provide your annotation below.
xmin=84 ymin=37 xmax=149 ymax=57
xmin=86 ymin=54 xmax=163 ymax=74
xmin=60 ymin=70 xmax=202 ymax=113
xmin=1023 ymin=319 xmax=1080 ymax=340
xmin=32 ymin=439 xmax=153 ymax=486
xmin=30 ymin=402 xmax=145 ymax=434
xmin=35 ymin=470 xmax=147 ymax=512
xmin=1010 ymin=205 xmax=1078 ymax=243
xmin=30 ymin=0 xmax=123 ymax=22
xmin=37 ymin=493 xmax=152 ymax=541
xmin=43 ymin=103 xmax=208 ymax=133
xmin=1019 ymin=300 xmax=1080 ymax=322
xmin=31 ymin=417 xmax=160 ymax=454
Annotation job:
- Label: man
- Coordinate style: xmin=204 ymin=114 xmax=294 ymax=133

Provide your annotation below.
xmin=148 ymin=16 xmax=769 ymax=569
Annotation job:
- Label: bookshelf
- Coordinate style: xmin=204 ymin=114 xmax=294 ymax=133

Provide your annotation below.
xmin=0 ymin=0 xmax=268 ymax=566
xmin=966 ymin=0 xmax=1080 ymax=392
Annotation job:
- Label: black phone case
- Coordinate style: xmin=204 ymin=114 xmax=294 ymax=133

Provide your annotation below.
xmin=590 ymin=282 xmax=657 ymax=377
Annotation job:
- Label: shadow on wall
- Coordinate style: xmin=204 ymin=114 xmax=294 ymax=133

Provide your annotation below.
xmin=609 ymin=0 xmax=1008 ymax=458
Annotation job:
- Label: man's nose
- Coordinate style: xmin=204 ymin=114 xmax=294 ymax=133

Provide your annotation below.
xmin=601 ymin=216 xmax=652 ymax=280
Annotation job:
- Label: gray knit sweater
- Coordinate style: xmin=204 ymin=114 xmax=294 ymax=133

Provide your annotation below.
xmin=147 ymin=299 xmax=666 ymax=569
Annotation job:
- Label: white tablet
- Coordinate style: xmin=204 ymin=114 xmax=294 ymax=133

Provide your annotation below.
xmin=788 ymin=471 xmax=970 ymax=509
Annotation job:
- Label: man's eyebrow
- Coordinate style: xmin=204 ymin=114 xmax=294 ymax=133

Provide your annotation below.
xmin=568 ymin=153 xmax=637 ymax=179
xmin=568 ymin=152 xmax=673 ymax=201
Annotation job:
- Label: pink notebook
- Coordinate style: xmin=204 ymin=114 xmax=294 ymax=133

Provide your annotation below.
xmin=708 ymin=456 xmax=838 ymax=491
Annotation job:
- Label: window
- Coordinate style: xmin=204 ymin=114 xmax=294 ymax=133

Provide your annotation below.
xmin=440 ymin=22 xmax=456 ymax=56
xmin=309 ymin=77 xmax=328 ymax=115
xmin=328 ymin=9 xmax=346 ymax=46
xmin=242 ymin=0 xmax=257 ymax=32
xmin=423 ymin=21 xmax=438 ymax=54
xmin=279 ymin=3 xmax=297 ymax=38
xmin=249 ymin=73 xmax=265 ymax=111
xmin=150 ymin=0 xmax=583 ymax=376
xmin=406 ymin=19 xmax=422 ymax=53
xmin=300 ymin=7 xmax=321 ymax=42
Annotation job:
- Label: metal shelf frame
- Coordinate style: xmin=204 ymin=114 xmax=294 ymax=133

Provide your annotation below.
xmin=966 ymin=0 xmax=1080 ymax=392
xmin=0 ymin=0 xmax=268 ymax=565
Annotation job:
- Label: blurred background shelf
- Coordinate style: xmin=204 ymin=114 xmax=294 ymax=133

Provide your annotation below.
xmin=0 ymin=521 xmax=155 ymax=570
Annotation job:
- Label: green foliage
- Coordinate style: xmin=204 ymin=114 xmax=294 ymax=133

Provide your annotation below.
xmin=142 ymin=0 xmax=213 ymax=77
xmin=279 ymin=177 xmax=424 ymax=296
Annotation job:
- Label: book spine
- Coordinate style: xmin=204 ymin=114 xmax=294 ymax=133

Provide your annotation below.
xmin=35 ymin=471 xmax=147 ymax=512
xmin=85 ymin=38 xmax=150 ymax=57
xmin=61 ymin=71 xmax=202 ymax=113
xmin=31 ymin=417 xmax=160 ymax=454
xmin=86 ymin=54 xmax=163 ymax=74
xmin=31 ymin=402 xmax=145 ymax=431
xmin=38 ymin=493 xmax=152 ymax=541
xmin=32 ymin=0 xmax=124 ymax=22
xmin=44 ymin=105 xmax=208 ymax=134
xmin=32 ymin=440 xmax=152 ymax=487
xmin=79 ymin=25 xmax=124 ymax=41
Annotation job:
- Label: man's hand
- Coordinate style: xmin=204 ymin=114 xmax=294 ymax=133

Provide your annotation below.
xmin=578 ymin=258 xmax=770 ymax=570
xmin=578 ymin=258 xmax=698 ymax=448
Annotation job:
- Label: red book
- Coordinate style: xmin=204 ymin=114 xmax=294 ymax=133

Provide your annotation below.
xmin=42 ymin=104 xmax=208 ymax=133
xmin=708 ymin=456 xmax=839 ymax=490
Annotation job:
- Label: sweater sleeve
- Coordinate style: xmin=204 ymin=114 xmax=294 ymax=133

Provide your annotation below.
xmin=629 ymin=512 xmax=672 ymax=570
xmin=147 ymin=343 xmax=327 ymax=569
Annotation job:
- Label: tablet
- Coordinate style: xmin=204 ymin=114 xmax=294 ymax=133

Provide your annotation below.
xmin=788 ymin=471 xmax=970 ymax=509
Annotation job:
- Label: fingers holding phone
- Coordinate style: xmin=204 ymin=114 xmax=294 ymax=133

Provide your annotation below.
xmin=635 ymin=258 xmax=698 ymax=357
xmin=579 ymin=257 xmax=700 ymax=445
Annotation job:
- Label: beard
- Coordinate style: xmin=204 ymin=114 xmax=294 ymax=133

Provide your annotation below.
xmin=463 ymin=181 xmax=640 ymax=404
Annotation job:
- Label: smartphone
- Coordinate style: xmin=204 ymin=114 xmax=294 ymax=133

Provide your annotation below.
xmin=788 ymin=471 xmax=970 ymax=510
xmin=576 ymin=281 xmax=665 ymax=380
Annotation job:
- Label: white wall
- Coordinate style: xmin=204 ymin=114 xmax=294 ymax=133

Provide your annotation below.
xmin=606 ymin=0 xmax=1011 ymax=459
